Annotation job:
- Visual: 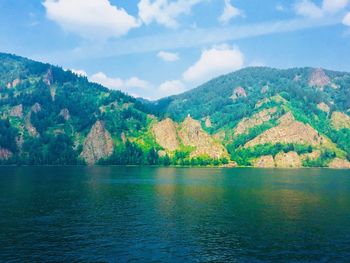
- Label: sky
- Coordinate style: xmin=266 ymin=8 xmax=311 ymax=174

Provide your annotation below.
xmin=0 ymin=0 xmax=350 ymax=100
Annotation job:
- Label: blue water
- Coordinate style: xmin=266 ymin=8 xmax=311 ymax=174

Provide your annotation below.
xmin=1 ymin=167 xmax=350 ymax=262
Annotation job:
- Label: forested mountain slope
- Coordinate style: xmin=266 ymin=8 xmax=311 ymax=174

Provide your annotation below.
xmin=1 ymin=53 xmax=350 ymax=168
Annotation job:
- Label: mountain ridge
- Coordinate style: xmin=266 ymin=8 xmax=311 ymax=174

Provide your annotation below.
xmin=1 ymin=52 xmax=350 ymax=168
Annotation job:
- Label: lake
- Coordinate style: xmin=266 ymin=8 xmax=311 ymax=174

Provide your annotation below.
xmin=1 ymin=167 xmax=350 ymax=262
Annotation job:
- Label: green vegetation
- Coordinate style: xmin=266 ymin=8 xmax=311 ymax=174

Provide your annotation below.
xmin=1 ymin=53 xmax=350 ymax=167
xmin=230 ymin=143 xmax=313 ymax=166
xmin=0 ymin=118 xmax=18 ymax=153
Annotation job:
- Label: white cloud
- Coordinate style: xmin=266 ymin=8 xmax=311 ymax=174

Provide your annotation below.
xmin=343 ymin=12 xmax=350 ymax=26
xmin=295 ymin=0 xmax=349 ymax=18
xmin=125 ymin=77 xmax=152 ymax=90
xmin=294 ymin=0 xmax=323 ymax=18
xmin=89 ymin=72 xmax=151 ymax=92
xmin=88 ymin=72 xmax=186 ymax=99
xmin=138 ymin=0 xmax=203 ymax=28
xmin=71 ymin=69 xmax=87 ymax=77
xmin=158 ymin=80 xmax=186 ymax=97
xmin=157 ymin=51 xmax=180 ymax=62
xmin=219 ymin=0 xmax=244 ymax=25
xmin=89 ymin=72 xmax=124 ymax=89
xmin=322 ymin=0 xmax=348 ymax=13
xmin=43 ymin=0 xmax=140 ymax=39
xmin=182 ymin=44 xmax=244 ymax=83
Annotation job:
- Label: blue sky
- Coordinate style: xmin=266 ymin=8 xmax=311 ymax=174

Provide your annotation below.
xmin=0 ymin=0 xmax=350 ymax=99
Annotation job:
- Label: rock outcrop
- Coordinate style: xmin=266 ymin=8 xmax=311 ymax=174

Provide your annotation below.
xmin=6 ymin=79 xmax=20 ymax=89
xmin=205 ymin=116 xmax=212 ymax=128
xmin=152 ymin=118 xmax=179 ymax=151
xmin=25 ymin=112 xmax=39 ymax=137
xmin=253 ymin=155 xmax=275 ymax=168
xmin=50 ymin=86 xmax=56 ymax=101
xmin=10 ymin=104 xmax=23 ymax=118
xmin=234 ymin=107 xmax=277 ymax=136
xmin=309 ymin=68 xmax=330 ymax=88
xmin=44 ymin=68 xmax=53 ymax=86
xmin=179 ymin=116 xmax=228 ymax=158
xmin=245 ymin=112 xmax=324 ymax=148
xmin=231 ymin=86 xmax=247 ymax=100
xmin=0 ymin=148 xmax=12 ymax=161
xmin=274 ymin=151 xmax=302 ymax=168
xmin=59 ymin=108 xmax=70 ymax=121
xmin=317 ymin=102 xmax=330 ymax=114
xmin=80 ymin=121 xmax=114 ymax=165
xmin=328 ymin=158 xmax=350 ymax=169
xmin=331 ymin=112 xmax=350 ymax=130
xmin=31 ymin=103 xmax=41 ymax=113
xmin=255 ymin=95 xmax=287 ymax=109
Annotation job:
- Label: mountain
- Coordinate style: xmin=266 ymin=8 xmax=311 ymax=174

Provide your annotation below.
xmin=1 ymin=53 xmax=350 ymax=168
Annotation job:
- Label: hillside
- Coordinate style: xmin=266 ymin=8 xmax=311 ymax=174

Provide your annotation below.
xmin=1 ymin=53 xmax=350 ymax=168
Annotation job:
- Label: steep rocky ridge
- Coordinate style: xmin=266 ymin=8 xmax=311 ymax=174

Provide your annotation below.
xmin=178 ymin=116 xmax=228 ymax=159
xmin=234 ymin=107 xmax=278 ymax=136
xmin=309 ymin=68 xmax=330 ymax=88
xmin=274 ymin=151 xmax=302 ymax=168
xmin=152 ymin=118 xmax=179 ymax=151
xmin=80 ymin=121 xmax=114 ymax=165
xmin=331 ymin=112 xmax=350 ymax=130
xmin=245 ymin=112 xmax=325 ymax=148
xmin=329 ymin=158 xmax=350 ymax=169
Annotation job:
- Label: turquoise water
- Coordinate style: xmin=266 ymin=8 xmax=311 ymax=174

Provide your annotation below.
xmin=1 ymin=167 xmax=350 ymax=262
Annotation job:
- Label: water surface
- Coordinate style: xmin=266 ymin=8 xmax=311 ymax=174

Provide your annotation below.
xmin=1 ymin=167 xmax=350 ymax=262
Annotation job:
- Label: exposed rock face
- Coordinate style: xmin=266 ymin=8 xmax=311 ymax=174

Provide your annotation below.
xmin=10 ymin=104 xmax=23 ymax=118
xmin=331 ymin=112 xmax=350 ymax=130
xmin=152 ymin=118 xmax=179 ymax=151
xmin=309 ymin=68 xmax=330 ymax=88
xmin=213 ymin=130 xmax=226 ymax=141
xmin=255 ymin=95 xmax=286 ymax=109
xmin=12 ymin=78 xmax=20 ymax=87
xmin=231 ymin=86 xmax=247 ymax=100
xmin=317 ymin=102 xmax=330 ymax=114
xmin=253 ymin=155 xmax=275 ymax=168
xmin=328 ymin=158 xmax=350 ymax=169
xmin=25 ymin=112 xmax=39 ymax=137
xmin=120 ymin=132 xmax=127 ymax=144
xmin=59 ymin=108 xmax=70 ymax=121
xmin=234 ymin=107 xmax=277 ymax=136
xmin=0 ymin=148 xmax=12 ymax=161
xmin=261 ymin=86 xmax=269 ymax=94
xmin=44 ymin=68 xmax=53 ymax=86
xmin=6 ymin=79 xmax=20 ymax=89
xmin=158 ymin=150 xmax=167 ymax=157
xmin=31 ymin=103 xmax=41 ymax=113
xmin=245 ymin=112 xmax=323 ymax=148
xmin=205 ymin=116 xmax=212 ymax=128
xmin=50 ymin=86 xmax=56 ymax=101
xmin=80 ymin=121 xmax=114 ymax=165
xmin=275 ymin=151 xmax=302 ymax=168
xmin=179 ymin=116 xmax=228 ymax=159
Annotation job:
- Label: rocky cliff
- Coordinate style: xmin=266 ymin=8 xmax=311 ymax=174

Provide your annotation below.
xmin=331 ymin=112 xmax=350 ymax=130
xmin=234 ymin=107 xmax=277 ymax=136
xmin=80 ymin=121 xmax=114 ymax=165
xmin=178 ymin=116 xmax=228 ymax=159
xmin=152 ymin=118 xmax=179 ymax=151
xmin=309 ymin=68 xmax=330 ymax=88
xmin=245 ymin=112 xmax=324 ymax=148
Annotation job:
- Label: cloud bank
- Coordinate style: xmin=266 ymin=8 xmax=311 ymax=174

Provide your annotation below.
xmin=43 ymin=0 xmax=140 ymax=39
